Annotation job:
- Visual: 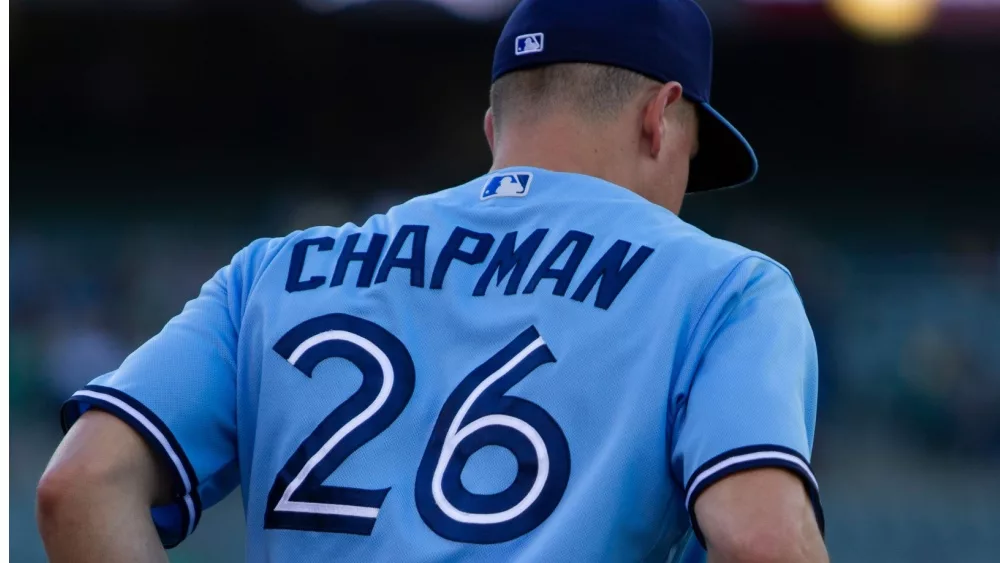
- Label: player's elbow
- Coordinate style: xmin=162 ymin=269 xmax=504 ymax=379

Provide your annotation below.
xmin=39 ymin=423 xmax=137 ymax=527
xmin=36 ymin=465 xmax=79 ymax=529
xmin=37 ymin=459 xmax=107 ymax=523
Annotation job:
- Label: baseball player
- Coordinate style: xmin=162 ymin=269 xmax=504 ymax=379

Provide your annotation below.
xmin=38 ymin=1 xmax=827 ymax=562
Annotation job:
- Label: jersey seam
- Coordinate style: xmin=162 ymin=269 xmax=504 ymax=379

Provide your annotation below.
xmin=241 ymin=236 xmax=291 ymax=320
xmin=236 ymin=235 xmax=298 ymax=357
xmin=675 ymin=253 xmax=794 ymax=398
xmin=667 ymin=254 xmax=795 ymax=484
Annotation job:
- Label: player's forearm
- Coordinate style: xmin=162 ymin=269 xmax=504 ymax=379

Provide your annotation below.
xmin=703 ymin=504 xmax=828 ymax=563
xmin=37 ymin=479 xmax=168 ymax=563
xmin=706 ymin=535 xmax=828 ymax=563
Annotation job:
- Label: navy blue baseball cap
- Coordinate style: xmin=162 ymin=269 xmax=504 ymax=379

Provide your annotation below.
xmin=492 ymin=0 xmax=758 ymax=192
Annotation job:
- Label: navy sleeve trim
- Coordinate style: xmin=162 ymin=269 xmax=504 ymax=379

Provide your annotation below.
xmin=60 ymin=384 xmax=203 ymax=548
xmin=684 ymin=444 xmax=824 ymax=548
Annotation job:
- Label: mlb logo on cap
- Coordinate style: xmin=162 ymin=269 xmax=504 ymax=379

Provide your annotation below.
xmin=481 ymin=172 xmax=533 ymax=200
xmin=492 ymin=0 xmax=760 ymax=192
xmin=515 ymin=33 xmax=544 ymax=56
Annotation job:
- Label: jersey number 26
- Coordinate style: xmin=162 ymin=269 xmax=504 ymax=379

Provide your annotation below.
xmin=263 ymin=313 xmax=571 ymax=545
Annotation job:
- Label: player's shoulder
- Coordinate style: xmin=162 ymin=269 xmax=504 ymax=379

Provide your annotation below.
xmin=228 ymin=208 xmax=409 ymax=281
xmin=623 ymin=208 xmax=798 ymax=313
xmin=232 ymin=188 xmax=447 ymax=260
xmin=636 ymin=206 xmax=789 ymax=277
xmin=239 ymin=222 xmax=372 ymax=268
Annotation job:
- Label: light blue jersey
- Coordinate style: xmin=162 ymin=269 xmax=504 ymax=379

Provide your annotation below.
xmin=62 ymin=167 xmax=822 ymax=562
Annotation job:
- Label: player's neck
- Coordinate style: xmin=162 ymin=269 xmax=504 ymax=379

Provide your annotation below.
xmin=490 ymin=119 xmax=639 ymax=195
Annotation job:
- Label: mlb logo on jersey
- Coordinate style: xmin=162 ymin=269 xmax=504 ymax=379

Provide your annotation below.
xmin=481 ymin=172 xmax=533 ymax=200
xmin=515 ymin=33 xmax=544 ymax=56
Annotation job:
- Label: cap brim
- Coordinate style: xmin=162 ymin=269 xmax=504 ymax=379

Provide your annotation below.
xmin=687 ymin=102 xmax=758 ymax=193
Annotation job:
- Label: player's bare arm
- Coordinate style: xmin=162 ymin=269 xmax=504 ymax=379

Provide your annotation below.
xmin=696 ymin=468 xmax=828 ymax=563
xmin=38 ymin=409 xmax=172 ymax=563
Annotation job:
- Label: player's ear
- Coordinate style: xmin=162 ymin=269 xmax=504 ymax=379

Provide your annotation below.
xmin=642 ymin=81 xmax=684 ymax=159
xmin=484 ymin=107 xmax=496 ymax=154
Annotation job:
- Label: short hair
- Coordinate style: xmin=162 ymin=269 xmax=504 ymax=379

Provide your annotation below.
xmin=490 ymin=63 xmax=659 ymax=129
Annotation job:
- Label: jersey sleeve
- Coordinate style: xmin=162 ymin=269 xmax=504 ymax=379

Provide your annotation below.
xmin=670 ymin=256 xmax=823 ymax=548
xmin=60 ymin=238 xmax=273 ymax=548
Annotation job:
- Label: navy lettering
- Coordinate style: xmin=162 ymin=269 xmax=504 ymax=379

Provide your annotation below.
xmin=523 ymin=231 xmax=594 ymax=297
xmin=284 ymin=226 xmax=650 ymax=311
xmin=375 ymin=225 xmax=430 ymax=287
xmin=430 ymin=228 xmax=495 ymax=290
xmin=473 ymin=229 xmax=548 ymax=297
xmin=330 ymin=233 xmax=388 ymax=288
xmin=286 ymin=237 xmax=335 ymax=293
xmin=570 ymin=241 xmax=654 ymax=310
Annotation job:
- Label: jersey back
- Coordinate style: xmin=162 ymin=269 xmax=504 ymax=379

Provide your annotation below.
xmin=63 ymin=167 xmax=821 ymax=562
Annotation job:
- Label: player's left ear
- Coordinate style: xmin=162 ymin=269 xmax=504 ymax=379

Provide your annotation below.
xmin=484 ymin=108 xmax=496 ymax=154
xmin=642 ymin=81 xmax=684 ymax=160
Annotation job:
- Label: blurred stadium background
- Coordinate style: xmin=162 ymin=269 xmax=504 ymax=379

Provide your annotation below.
xmin=9 ymin=0 xmax=1000 ymax=561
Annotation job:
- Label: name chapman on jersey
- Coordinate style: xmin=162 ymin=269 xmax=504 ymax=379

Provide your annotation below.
xmin=285 ymin=225 xmax=654 ymax=310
